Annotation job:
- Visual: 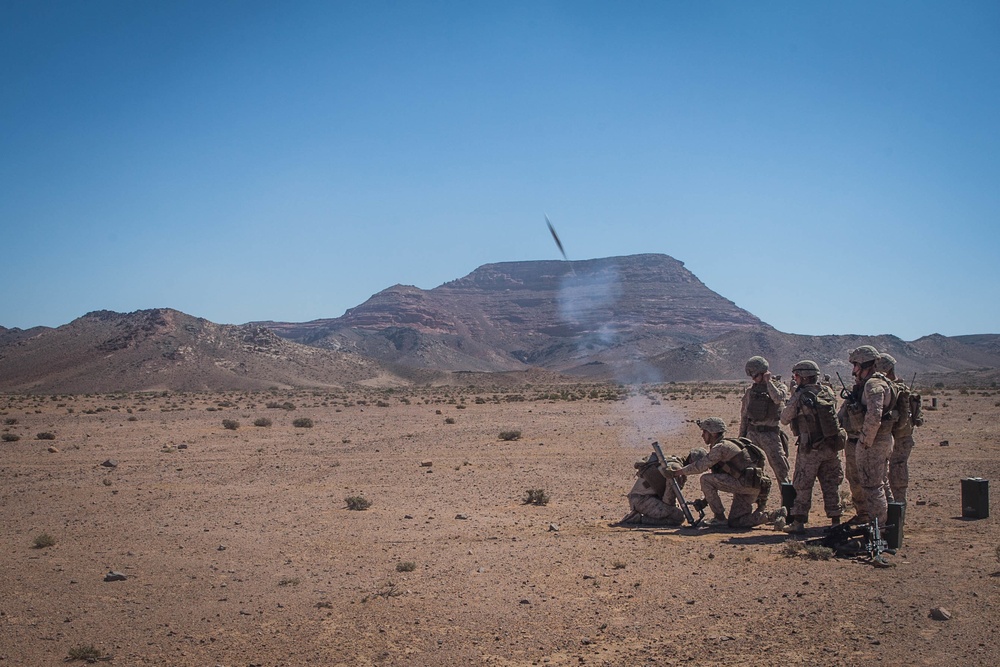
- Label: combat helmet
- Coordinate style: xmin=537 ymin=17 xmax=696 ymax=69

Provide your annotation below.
xmin=792 ymin=360 xmax=821 ymax=378
xmin=696 ymin=417 xmax=727 ymax=434
xmin=745 ymin=356 xmax=769 ymax=377
xmin=685 ymin=447 xmax=709 ymax=467
xmin=848 ymin=345 xmax=879 ymax=365
xmin=874 ymin=353 xmax=897 ymax=374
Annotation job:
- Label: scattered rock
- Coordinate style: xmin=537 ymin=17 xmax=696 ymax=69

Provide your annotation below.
xmin=104 ymin=571 xmax=128 ymax=582
xmin=177 ymin=444 xmax=188 ymax=450
xmin=47 ymin=447 xmax=59 ymax=453
xmin=420 ymin=460 xmax=433 ymax=467
xmin=930 ymin=607 xmax=952 ymax=621
xmin=218 ymin=545 xmax=227 ymax=551
xmin=548 ymin=523 xmax=560 ymax=532
xmin=101 ymin=459 xmax=118 ymax=468
xmin=939 ymin=440 xmax=950 ymax=447
xmin=455 ymin=513 xmax=469 ymax=520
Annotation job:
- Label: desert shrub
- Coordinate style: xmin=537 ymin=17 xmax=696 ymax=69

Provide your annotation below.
xmin=2 ymin=433 xmax=20 ymax=442
xmin=3 ymin=418 xmax=17 ymax=425
xmin=267 ymin=401 xmax=296 ymax=410
xmin=254 ymin=417 xmax=273 ymax=427
xmin=36 ymin=432 xmax=56 ymax=440
xmin=66 ymin=645 xmax=105 ymax=661
xmin=523 ymin=489 xmax=550 ymax=505
xmin=127 ymin=415 xmax=138 ymax=421
xmin=444 ymin=417 xmax=456 ymax=424
xmin=293 ymin=417 xmax=314 ymax=428
xmin=345 ymin=495 xmax=371 ymax=511
xmin=278 ymin=577 xmax=300 ymax=587
xmin=396 ymin=561 xmax=417 ymax=572
xmin=499 ymin=430 xmax=522 ymax=441
xmin=222 ymin=419 xmax=240 ymax=430
xmin=376 ymin=401 xmax=390 ymax=408
xmin=33 ymin=533 xmax=56 ymax=549
xmin=780 ymin=540 xmax=834 ymax=561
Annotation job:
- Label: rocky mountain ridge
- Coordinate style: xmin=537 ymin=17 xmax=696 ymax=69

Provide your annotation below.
xmin=2 ymin=254 xmax=999 ymax=392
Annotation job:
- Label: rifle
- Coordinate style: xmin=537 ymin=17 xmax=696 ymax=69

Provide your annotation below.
xmin=909 ymin=372 xmax=917 ymax=391
xmin=836 ymin=372 xmax=852 ymax=401
xmin=807 ymin=517 xmax=894 ymax=567
xmin=651 ymin=441 xmax=704 ymax=527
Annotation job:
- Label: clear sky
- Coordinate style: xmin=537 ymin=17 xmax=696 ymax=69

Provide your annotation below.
xmin=2 ymin=1 xmax=998 ymax=340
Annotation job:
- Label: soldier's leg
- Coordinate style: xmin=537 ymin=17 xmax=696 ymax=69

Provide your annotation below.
xmin=843 ymin=440 xmax=869 ymax=521
xmin=629 ymin=494 xmax=684 ymax=524
xmin=790 ymin=447 xmax=821 ymax=523
xmin=750 ymin=430 xmax=790 ymax=484
xmin=889 ymin=434 xmax=915 ymax=503
xmin=817 ymin=449 xmax=845 ymax=520
xmin=700 ymin=474 xmax=730 ymax=520
xmin=857 ymin=433 xmax=893 ymax=525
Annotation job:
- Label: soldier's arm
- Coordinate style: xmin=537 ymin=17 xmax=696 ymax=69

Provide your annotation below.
xmin=767 ymin=378 xmax=789 ymax=405
xmin=779 ymin=391 xmax=799 ymax=425
xmin=738 ymin=389 xmax=750 ymax=437
xmin=859 ymin=381 xmax=886 ymax=448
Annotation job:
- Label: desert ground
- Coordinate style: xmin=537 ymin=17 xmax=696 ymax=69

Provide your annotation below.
xmin=1 ymin=382 xmax=997 ymax=666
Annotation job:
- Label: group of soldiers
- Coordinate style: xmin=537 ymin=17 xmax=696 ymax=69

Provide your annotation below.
xmin=621 ymin=346 xmax=923 ymax=534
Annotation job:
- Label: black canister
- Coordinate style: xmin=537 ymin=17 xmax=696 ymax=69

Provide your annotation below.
xmin=961 ymin=477 xmax=989 ymax=519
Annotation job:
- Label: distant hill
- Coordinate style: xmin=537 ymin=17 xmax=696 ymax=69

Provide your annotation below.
xmin=3 ymin=255 xmax=999 ymax=393
xmin=0 ymin=309 xmax=408 ymax=393
xmin=259 ymin=254 xmax=765 ymax=373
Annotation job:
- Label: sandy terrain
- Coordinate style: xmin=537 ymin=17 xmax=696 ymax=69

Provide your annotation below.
xmin=1 ymin=383 xmax=997 ymax=666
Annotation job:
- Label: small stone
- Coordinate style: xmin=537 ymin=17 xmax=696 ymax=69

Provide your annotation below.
xmin=217 ymin=545 xmax=227 ymax=551
xmin=455 ymin=514 xmax=469 ymax=520
xmin=101 ymin=459 xmax=118 ymax=468
xmin=177 ymin=444 xmax=188 ymax=450
xmin=419 ymin=461 xmax=433 ymax=467
xmin=939 ymin=440 xmax=949 ymax=446
xmin=104 ymin=571 xmax=128 ymax=582
xmin=548 ymin=523 xmax=560 ymax=532
xmin=47 ymin=447 xmax=59 ymax=453
xmin=930 ymin=607 xmax=952 ymax=621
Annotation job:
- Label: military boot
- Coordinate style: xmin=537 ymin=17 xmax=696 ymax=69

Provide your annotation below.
xmin=767 ymin=507 xmax=788 ymax=530
xmin=784 ymin=520 xmax=806 ymax=534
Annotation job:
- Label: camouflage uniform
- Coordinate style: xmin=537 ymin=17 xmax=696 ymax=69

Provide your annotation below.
xmin=851 ymin=373 xmax=895 ymax=524
xmin=887 ymin=395 xmax=921 ymax=503
xmin=673 ymin=439 xmax=780 ymax=529
xmin=626 ymin=455 xmax=686 ymax=525
xmin=780 ymin=382 xmax=844 ymax=524
xmin=874 ymin=354 xmax=923 ymax=504
xmin=739 ymin=377 xmax=790 ymax=484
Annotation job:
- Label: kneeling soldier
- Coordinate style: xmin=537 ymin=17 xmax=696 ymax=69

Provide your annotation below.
xmin=667 ymin=417 xmax=786 ymax=529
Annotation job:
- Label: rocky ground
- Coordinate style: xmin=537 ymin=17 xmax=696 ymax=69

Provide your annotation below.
xmin=1 ymin=383 xmax=997 ymax=666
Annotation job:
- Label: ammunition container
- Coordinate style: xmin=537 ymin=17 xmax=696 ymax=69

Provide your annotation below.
xmin=961 ymin=477 xmax=989 ymax=519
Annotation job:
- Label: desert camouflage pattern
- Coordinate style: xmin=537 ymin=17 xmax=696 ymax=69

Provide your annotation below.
xmin=855 ymin=374 xmax=894 ymax=524
xmin=739 ymin=378 xmax=790 ymax=483
xmin=627 ymin=458 xmax=685 ymax=524
xmin=780 ymin=382 xmax=844 ymax=521
xmin=699 ymin=472 xmax=776 ymax=528
xmin=886 ymin=433 xmax=915 ymax=503
xmin=674 ymin=438 xmax=776 ymax=529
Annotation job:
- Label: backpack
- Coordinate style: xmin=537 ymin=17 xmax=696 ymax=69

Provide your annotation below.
xmin=732 ymin=437 xmax=768 ymax=469
xmin=798 ymin=386 xmax=848 ymax=451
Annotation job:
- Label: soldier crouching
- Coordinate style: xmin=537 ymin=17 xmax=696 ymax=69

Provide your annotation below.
xmin=621 ymin=450 xmax=691 ymax=526
xmin=666 ymin=417 xmax=786 ymax=529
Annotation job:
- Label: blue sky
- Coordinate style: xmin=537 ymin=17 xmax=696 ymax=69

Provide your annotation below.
xmin=2 ymin=1 xmax=998 ymax=340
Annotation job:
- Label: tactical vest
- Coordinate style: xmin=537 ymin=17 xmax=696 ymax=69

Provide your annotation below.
xmin=746 ymin=382 xmax=780 ymax=423
xmin=710 ymin=438 xmax=767 ymax=488
xmin=792 ymin=385 xmax=847 ymax=450
xmin=635 ymin=454 xmax=678 ymax=497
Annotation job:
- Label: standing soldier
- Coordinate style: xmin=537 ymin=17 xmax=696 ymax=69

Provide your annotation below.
xmin=780 ymin=360 xmax=846 ymax=533
xmin=875 ymin=353 xmax=922 ymax=504
xmin=838 ymin=345 xmax=896 ymax=525
xmin=739 ymin=356 xmax=791 ymax=484
xmin=666 ymin=417 xmax=786 ymax=529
